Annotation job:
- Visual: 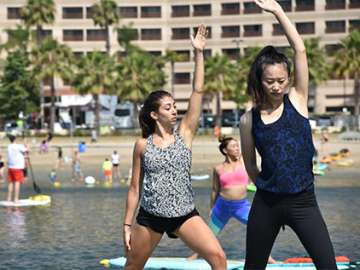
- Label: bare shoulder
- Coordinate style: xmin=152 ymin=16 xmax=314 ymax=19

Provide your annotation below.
xmin=214 ymin=164 xmax=223 ymax=175
xmin=134 ymin=138 xmax=147 ymax=156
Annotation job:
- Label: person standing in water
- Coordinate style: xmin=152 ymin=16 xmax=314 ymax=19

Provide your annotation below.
xmin=188 ymin=137 xmax=276 ymax=263
xmin=111 ymin=150 xmax=121 ymax=182
xmin=123 ymin=25 xmax=227 ymax=270
xmin=239 ymin=1 xmax=337 ymax=269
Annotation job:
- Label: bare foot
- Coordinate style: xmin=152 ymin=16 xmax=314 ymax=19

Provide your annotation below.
xmin=268 ymin=256 xmax=280 ymax=264
xmin=187 ymin=253 xmax=199 ymax=261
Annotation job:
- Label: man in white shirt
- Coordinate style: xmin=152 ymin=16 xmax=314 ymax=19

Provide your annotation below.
xmin=7 ymin=135 xmax=27 ymax=203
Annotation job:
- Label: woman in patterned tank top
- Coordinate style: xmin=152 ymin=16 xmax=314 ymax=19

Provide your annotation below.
xmin=240 ymin=1 xmax=337 ymax=270
xmin=123 ymin=25 xmax=227 ymax=270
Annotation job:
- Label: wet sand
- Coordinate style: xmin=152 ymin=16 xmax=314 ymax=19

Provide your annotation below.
xmin=0 ymin=134 xmax=359 ymax=188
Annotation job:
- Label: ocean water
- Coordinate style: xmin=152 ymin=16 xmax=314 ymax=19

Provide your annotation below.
xmin=0 ymin=185 xmax=359 ymax=270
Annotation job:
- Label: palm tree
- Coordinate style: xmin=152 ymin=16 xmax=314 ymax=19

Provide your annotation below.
xmin=72 ymin=51 xmax=118 ymax=133
xmin=116 ymin=49 xmax=166 ymax=127
xmin=117 ymin=23 xmax=139 ymax=53
xmin=204 ymin=53 xmax=237 ymax=127
xmin=164 ymin=50 xmax=187 ymax=96
xmin=333 ymin=30 xmax=360 ymax=128
xmin=22 ymin=0 xmax=55 ymax=45
xmin=1 ymin=25 xmax=31 ymax=53
xmin=91 ymin=0 xmax=120 ymax=55
xmin=22 ymin=0 xmax=56 ymax=128
xmin=31 ymin=38 xmax=73 ymax=133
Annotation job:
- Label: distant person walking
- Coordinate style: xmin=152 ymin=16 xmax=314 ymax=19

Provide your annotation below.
xmin=123 ymin=25 xmax=227 ymax=270
xmin=6 ymin=135 xmax=27 ymax=203
xmin=72 ymin=150 xmax=83 ymax=182
xmin=239 ymin=1 xmax=337 ymax=269
xmin=111 ymin=150 xmax=121 ymax=182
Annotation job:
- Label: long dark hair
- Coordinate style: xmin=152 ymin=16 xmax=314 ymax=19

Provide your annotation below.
xmin=139 ymin=90 xmax=172 ymax=138
xmin=218 ymin=136 xmax=236 ymax=156
xmin=247 ymin=46 xmax=291 ymax=107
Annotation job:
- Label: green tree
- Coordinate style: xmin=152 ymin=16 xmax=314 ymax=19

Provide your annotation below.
xmin=1 ymin=25 xmax=31 ymax=53
xmin=0 ymin=50 xmax=39 ymax=122
xmin=116 ymin=49 xmax=166 ymax=127
xmin=91 ymin=0 xmax=120 ymax=55
xmin=72 ymin=51 xmax=118 ymax=133
xmin=204 ymin=53 xmax=237 ymax=127
xmin=31 ymin=38 xmax=73 ymax=133
xmin=117 ymin=24 xmax=139 ymax=53
xmin=164 ymin=50 xmax=187 ymax=96
xmin=333 ymin=30 xmax=360 ymax=127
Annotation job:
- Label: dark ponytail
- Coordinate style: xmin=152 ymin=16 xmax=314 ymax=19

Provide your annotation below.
xmin=247 ymin=46 xmax=291 ymax=107
xmin=139 ymin=90 xmax=172 ymax=138
xmin=218 ymin=136 xmax=236 ymax=156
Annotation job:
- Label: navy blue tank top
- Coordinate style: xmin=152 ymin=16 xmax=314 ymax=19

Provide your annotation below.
xmin=252 ymin=94 xmax=315 ymax=194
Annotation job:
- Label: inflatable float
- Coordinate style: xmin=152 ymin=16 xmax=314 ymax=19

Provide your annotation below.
xmin=191 ymin=174 xmax=210 ymax=181
xmin=0 ymin=194 xmax=51 ymax=207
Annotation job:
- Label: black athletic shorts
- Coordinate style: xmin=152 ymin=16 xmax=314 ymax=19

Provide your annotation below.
xmin=136 ymin=207 xmax=199 ymax=238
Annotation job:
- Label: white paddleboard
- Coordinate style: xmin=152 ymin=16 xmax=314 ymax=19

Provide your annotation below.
xmin=0 ymin=197 xmax=51 ymax=207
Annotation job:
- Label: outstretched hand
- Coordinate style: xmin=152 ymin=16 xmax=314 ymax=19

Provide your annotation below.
xmin=254 ymin=0 xmax=282 ymax=13
xmin=191 ymin=24 xmax=208 ymax=51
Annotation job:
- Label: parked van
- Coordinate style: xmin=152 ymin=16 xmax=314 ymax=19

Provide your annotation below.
xmin=113 ymin=102 xmax=135 ymax=129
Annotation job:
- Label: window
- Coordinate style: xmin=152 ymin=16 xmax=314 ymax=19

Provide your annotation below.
xmin=38 ymin=29 xmax=52 ymax=39
xmin=141 ymin=6 xmax=161 ymax=18
xmin=7 ymin=7 xmax=22 ymax=19
xmin=325 ymin=44 xmax=342 ymax=56
xmin=174 ymin=73 xmax=191 ymax=84
xmin=204 ymin=49 xmax=212 ymax=60
xmin=148 ymin=51 xmax=162 ymax=57
xmin=243 ymin=25 xmax=262 ymax=37
xmin=171 ymin=5 xmax=190 ymax=17
xmin=272 ymin=24 xmax=284 ymax=36
xmin=221 ymin=3 xmax=240 ymax=15
xmin=295 ymin=22 xmax=315 ymax=34
xmin=221 ymin=26 xmax=240 ymax=38
xmin=87 ymin=29 xmax=107 ymax=41
xmin=325 ymin=0 xmax=345 ymax=10
xmin=295 ymin=0 xmax=315 ymax=11
xmin=243 ymin=2 xmax=262 ymax=14
xmin=222 ymin=48 xmax=240 ymax=60
xmin=277 ymin=0 xmax=292 ymax=12
xmin=174 ymin=50 xmax=190 ymax=62
xmin=172 ymin=28 xmax=190 ymax=40
xmin=63 ymin=30 xmax=84 ymax=41
xmin=349 ymin=0 xmax=360 ymax=8
xmin=141 ymin=29 xmax=161 ymax=40
xmin=325 ymin=21 xmax=345 ymax=33
xmin=193 ymin=4 xmax=211 ymax=16
xmin=86 ymin=7 xmax=94 ymax=19
xmin=349 ymin=20 xmax=360 ymax=31
xmin=63 ymin=7 xmax=83 ymax=19
xmin=119 ymin=7 xmax=138 ymax=18
xmin=193 ymin=27 xmax=212 ymax=38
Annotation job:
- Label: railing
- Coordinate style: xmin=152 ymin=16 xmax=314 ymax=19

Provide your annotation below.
xmin=141 ymin=34 xmax=161 ymax=40
xmin=171 ymin=10 xmax=190 ymax=17
xmin=295 ymin=4 xmax=315 ymax=11
xmin=325 ymin=25 xmax=345 ymax=33
xmin=193 ymin=10 xmax=211 ymax=16
xmin=63 ymin=31 xmax=83 ymax=41
xmin=221 ymin=8 xmax=240 ymax=15
xmin=325 ymin=1 xmax=345 ymax=10
xmin=172 ymin=33 xmax=190 ymax=40
xmin=141 ymin=11 xmax=161 ymax=18
xmin=221 ymin=31 xmax=240 ymax=38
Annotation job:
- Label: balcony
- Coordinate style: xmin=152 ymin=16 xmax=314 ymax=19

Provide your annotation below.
xmin=174 ymin=73 xmax=191 ymax=84
xmin=295 ymin=22 xmax=315 ymax=34
xmin=62 ymin=7 xmax=83 ymax=19
xmin=349 ymin=0 xmax=360 ymax=8
xmin=172 ymin=29 xmax=190 ymax=40
xmin=325 ymin=0 xmax=345 ymax=10
xmin=141 ymin=7 xmax=161 ymax=18
xmin=87 ymin=29 xmax=107 ymax=41
xmin=243 ymin=25 xmax=262 ymax=37
xmin=119 ymin=7 xmax=137 ymax=18
xmin=193 ymin=5 xmax=211 ymax=16
xmin=141 ymin=29 xmax=161 ymax=40
xmin=295 ymin=0 xmax=315 ymax=11
xmin=244 ymin=2 xmax=262 ymax=14
xmin=278 ymin=0 xmax=292 ymax=12
xmin=63 ymin=30 xmax=83 ymax=41
xmin=325 ymin=21 xmax=345 ymax=34
xmin=221 ymin=26 xmax=240 ymax=38
xmin=7 ymin=7 xmax=22 ymax=19
xmin=171 ymin=6 xmax=190 ymax=17
xmin=221 ymin=3 xmax=240 ymax=15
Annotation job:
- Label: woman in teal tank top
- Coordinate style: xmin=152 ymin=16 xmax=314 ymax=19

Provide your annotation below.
xmin=240 ymin=1 xmax=337 ymax=269
xmin=122 ymin=25 xmax=227 ymax=270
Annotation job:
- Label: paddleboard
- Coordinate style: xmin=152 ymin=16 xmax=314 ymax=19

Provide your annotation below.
xmin=100 ymin=257 xmax=354 ymax=270
xmin=0 ymin=195 xmax=51 ymax=207
xmin=191 ymin=174 xmax=210 ymax=181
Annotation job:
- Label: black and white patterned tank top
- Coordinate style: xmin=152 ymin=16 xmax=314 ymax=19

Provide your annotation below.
xmin=140 ymin=133 xmax=194 ymax=217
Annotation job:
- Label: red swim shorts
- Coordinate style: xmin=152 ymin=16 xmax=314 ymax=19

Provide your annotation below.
xmin=104 ymin=170 xmax=112 ymax=177
xmin=8 ymin=168 xmax=25 ymax=183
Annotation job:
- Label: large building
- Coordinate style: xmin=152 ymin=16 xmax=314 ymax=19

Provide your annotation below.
xmin=1 ymin=0 xmax=359 ymax=115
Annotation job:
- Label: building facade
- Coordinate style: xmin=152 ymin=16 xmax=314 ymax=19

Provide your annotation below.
xmin=1 ymin=0 xmax=359 ymax=115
